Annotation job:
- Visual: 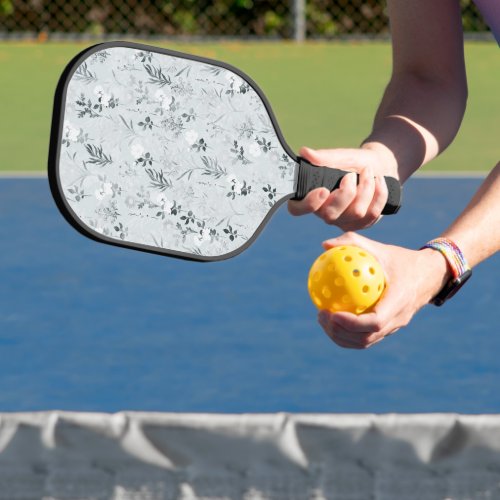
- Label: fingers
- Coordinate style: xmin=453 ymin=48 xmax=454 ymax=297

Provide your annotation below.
xmin=367 ymin=174 xmax=389 ymax=221
xmin=289 ymin=147 xmax=389 ymax=230
xmin=288 ymin=187 xmax=330 ymax=216
xmin=331 ymin=311 xmax=386 ymax=334
xmin=314 ymin=172 xmax=357 ymax=223
xmin=318 ymin=312 xmax=361 ymax=348
xmin=330 ymin=167 xmax=383 ymax=231
xmin=318 ymin=307 xmax=398 ymax=350
xmin=341 ymin=173 xmax=388 ymax=230
xmin=349 ymin=165 xmax=376 ymax=220
xmin=290 ymin=169 xmax=377 ymax=225
xmin=288 ymin=171 xmax=383 ymax=228
xmin=318 ymin=311 xmax=382 ymax=349
xmin=289 ymin=146 xmax=361 ymax=220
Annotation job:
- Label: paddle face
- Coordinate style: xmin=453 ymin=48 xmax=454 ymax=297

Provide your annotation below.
xmin=49 ymin=42 xmax=298 ymax=261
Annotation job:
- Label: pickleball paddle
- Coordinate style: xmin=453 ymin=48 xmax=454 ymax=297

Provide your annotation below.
xmin=49 ymin=41 xmax=401 ymax=261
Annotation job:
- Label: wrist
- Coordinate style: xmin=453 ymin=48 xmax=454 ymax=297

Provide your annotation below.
xmin=360 ymin=141 xmax=399 ymax=178
xmin=417 ymin=248 xmax=453 ymax=304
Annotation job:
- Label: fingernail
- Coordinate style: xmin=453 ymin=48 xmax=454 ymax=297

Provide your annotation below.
xmin=319 ymin=189 xmax=329 ymax=200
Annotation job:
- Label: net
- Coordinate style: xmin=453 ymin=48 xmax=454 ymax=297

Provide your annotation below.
xmin=1 ymin=412 xmax=500 ymax=499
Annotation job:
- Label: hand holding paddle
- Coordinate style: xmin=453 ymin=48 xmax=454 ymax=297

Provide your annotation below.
xmin=289 ymin=146 xmax=400 ymax=231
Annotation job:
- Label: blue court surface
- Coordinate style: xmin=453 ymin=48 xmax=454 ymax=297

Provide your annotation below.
xmin=0 ymin=176 xmax=498 ymax=413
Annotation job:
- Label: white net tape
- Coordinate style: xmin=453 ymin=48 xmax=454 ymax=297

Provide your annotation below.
xmin=0 ymin=412 xmax=500 ymax=499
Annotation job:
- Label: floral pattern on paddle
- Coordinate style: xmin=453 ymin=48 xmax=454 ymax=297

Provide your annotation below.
xmin=57 ymin=45 xmax=297 ymax=258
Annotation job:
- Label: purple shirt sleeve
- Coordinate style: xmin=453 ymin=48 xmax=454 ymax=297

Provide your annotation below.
xmin=473 ymin=0 xmax=500 ymax=45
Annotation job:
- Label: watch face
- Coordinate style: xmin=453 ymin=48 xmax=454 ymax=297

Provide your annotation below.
xmin=432 ymin=269 xmax=472 ymax=306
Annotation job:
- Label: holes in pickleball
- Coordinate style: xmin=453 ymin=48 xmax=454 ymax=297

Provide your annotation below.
xmin=313 ymin=294 xmax=322 ymax=307
xmin=334 ymin=277 xmax=344 ymax=287
xmin=333 ymin=303 xmax=342 ymax=311
xmin=344 ymin=256 xmax=352 ymax=262
xmin=352 ymin=269 xmax=360 ymax=277
xmin=322 ymin=286 xmax=332 ymax=299
xmin=369 ymin=267 xmax=376 ymax=275
xmin=378 ymin=284 xmax=382 ymax=291
xmin=342 ymin=295 xmax=351 ymax=304
xmin=359 ymin=251 xmax=367 ymax=257
xmin=327 ymin=264 xmax=335 ymax=272
xmin=313 ymin=271 xmax=321 ymax=282
xmin=362 ymin=285 xmax=369 ymax=293
xmin=356 ymin=306 xmax=366 ymax=314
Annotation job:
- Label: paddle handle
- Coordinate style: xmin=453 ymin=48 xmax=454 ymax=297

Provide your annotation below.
xmin=293 ymin=157 xmax=402 ymax=215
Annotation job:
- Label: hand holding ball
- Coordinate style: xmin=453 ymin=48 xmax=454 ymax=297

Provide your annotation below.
xmin=308 ymin=245 xmax=385 ymax=314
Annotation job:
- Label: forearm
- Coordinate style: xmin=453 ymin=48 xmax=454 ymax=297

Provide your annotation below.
xmin=418 ymin=162 xmax=500 ymax=303
xmin=362 ymin=73 xmax=467 ymax=183
xmin=361 ymin=0 xmax=467 ymax=183
xmin=441 ymin=162 xmax=500 ymax=267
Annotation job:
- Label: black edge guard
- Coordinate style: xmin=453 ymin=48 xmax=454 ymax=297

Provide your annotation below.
xmin=292 ymin=157 xmax=402 ymax=215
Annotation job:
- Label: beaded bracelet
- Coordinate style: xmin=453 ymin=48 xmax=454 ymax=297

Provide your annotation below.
xmin=420 ymin=237 xmax=472 ymax=306
xmin=421 ymin=238 xmax=470 ymax=278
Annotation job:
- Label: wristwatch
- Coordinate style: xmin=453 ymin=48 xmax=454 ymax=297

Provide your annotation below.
xmin=421 ymin=238 xmax=472 ymax=306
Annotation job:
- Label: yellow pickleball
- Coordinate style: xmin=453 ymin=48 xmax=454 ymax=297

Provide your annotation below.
xmin=308 ymin=245 xmax=385 ymax=314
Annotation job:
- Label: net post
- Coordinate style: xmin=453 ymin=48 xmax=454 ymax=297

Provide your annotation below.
xmin=292 ymin=0 xmax=306 ymax=42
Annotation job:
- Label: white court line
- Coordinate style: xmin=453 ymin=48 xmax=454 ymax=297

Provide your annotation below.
xmin=0 ymin=170 xmax=489 ymax=179
xmin=414 ymin=170 xmax=487 ymax=178
xmin=0 ymin=171 xmax=47 ymax=178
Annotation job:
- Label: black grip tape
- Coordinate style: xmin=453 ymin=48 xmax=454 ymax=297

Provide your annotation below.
xmin=293 ymin=157 xmax=402 ymax=215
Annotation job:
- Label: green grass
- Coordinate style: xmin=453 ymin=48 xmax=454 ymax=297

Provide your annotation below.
xmin=0 ymin=40 xmax=497 ymax=172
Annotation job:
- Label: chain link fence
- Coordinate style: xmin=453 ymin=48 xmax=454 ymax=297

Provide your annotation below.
xmin=0 ymin=0 xmax=491 ymax=40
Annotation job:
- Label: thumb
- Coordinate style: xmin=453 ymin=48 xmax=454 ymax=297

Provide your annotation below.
xmin=321 ymin=233 xmax=388 ymax=273
xmin=299 ymin=146 xmax=365 ymax=170
xmin=322 ymin=231 xmax=369 ymax=250
xmin=299 ymin=146 xmax=325 ymax=166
